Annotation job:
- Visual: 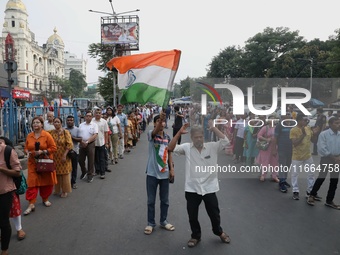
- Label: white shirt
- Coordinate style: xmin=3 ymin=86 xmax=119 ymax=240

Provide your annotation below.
xmin=173 ymin=137 xmax=229 ymax=195
xmin=235 ymin=119 xmax=246 ymax=138
xmin=107 ymin=116 xmax=121 ymax=134
xmin=78 ymin=122 xmax=98 ymax=142
xmin=92 ymin=118 xmax=109 ymax=147
xmin=44 ymin=120 xmax=55 ymax=131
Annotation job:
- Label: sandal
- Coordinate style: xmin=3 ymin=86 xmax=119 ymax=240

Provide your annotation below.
xmin=187 ymin=238 xmax=200 ymax=248
xmin=220 ymin=232 xmax=231 ymax=243
xmin=43 ymin=201 xmax=52 ymax=207
xmin=144 ymin=226 xmax=154 ymax=235
xmin=17 ymin=229 xmax=26 ymax=241
xmin=23 ymin=204 xmax=35 ymax=216
xmin=161 ymin=223 xmax=175 ymax=231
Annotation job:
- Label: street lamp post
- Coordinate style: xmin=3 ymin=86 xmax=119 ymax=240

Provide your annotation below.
xmin=309 ymin=58 xmax=313 ymax=97
xmin=4 ymin=33 xmax=17 ymax=144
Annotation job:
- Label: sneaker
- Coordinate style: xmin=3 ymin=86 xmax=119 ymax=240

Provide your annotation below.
xmin=100 ymin=175 xmax=105 ymax=179
xmin=307 ymin=196 xmax=315 ymax=206
xmin=279 ymin=182 xmax=287 ymax=193
xmin=284 ymin=182 xmax=291 ymax=188
xmin=325 ymin=201 xmax=340 ymax=210
xmin=119 ymin=155 xmax=124 ymax=159
xmin=292 ymin=192 xmax=299 ymax=200
xmin=72 ymin=184 xmax=78 ymax=189
xmin=80 ymin=173 xmax=87 ymax=180
xmin=306 ymin=192 xmax=322 ymax=201
xmin=87 ymin=176 xmax=93 ymax=183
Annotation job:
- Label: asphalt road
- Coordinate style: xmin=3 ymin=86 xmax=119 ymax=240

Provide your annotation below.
xmin=8 ymin=120 xmax=340 ymax=255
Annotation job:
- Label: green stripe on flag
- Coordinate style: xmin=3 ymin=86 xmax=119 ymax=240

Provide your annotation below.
xmin=120 ymin=83 xmax=171 ymax=107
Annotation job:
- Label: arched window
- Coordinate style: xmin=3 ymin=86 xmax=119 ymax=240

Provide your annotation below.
xmin=39 ymin=81 xmax=42 ymax=90
xmin=34 ymin=79 xmax=37 ymax=90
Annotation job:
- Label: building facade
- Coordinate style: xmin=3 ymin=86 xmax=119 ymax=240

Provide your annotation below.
xmin=64 ymin=51 xmax=87 ymax=80
xmin=0 ymin=0 xmax=65 ymax=99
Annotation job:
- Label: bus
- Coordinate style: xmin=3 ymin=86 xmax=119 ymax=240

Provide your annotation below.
xmin=72 ymin=98 xmax=106 ymax=117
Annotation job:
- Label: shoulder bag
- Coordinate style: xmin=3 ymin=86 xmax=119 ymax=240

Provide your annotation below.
xmin=256 ymin=126 xmax=270 ymax=151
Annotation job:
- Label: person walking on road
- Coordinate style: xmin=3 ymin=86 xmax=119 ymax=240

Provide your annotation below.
xmin=49 ymin=117 xmax=73 ymax=198
xmin=307 ymin=117 xmax=340 ymax=209
xmin=272 ymin=115 xmax=293 ymax=193
xmin=65 ymin=116 xmax=82 ymax=189
xmin=144 ymin=112 xmax=175 ymax=235
xmin=24 ymin=116 xmax=57 ymax=215
xmin=168 ymin=121 xmax=231 ymax=248
xmin=290 ymin=114 xmax=320 ymax=200
xmin=0 ymin=139 xmax=21 ymax=255
xmin=78 ymin=111 xmax=98 ymax=183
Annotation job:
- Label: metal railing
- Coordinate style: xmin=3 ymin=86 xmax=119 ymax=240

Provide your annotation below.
xmin=0 ymin=101 xmax=79 ymax=145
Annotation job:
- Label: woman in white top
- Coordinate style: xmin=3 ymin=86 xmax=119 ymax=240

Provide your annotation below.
xmin=106 ymin=107 xmax=123 ymax=164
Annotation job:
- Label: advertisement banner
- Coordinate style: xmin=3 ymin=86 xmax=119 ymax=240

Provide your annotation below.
xmin=101 ymin=22 xmax=139 ymax=45
xmin=12 ymin=89 xmax=30 ymax=100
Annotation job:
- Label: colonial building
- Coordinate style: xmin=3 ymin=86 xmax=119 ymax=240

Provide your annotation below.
xmin=0 ymin=0 xmax=65 ymax=99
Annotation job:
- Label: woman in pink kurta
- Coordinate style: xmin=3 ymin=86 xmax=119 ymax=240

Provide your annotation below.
xmin=257 ymin=118 xmax=279 ymax=182
xmin=24 ymin=116 xmax=57 ymax=215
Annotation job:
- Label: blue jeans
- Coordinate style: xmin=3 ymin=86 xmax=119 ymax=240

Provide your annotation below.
xmin=146 ymin=175 xmax=169 ymax=227
xmin=278 ymin=150 xmax=292 ymax=181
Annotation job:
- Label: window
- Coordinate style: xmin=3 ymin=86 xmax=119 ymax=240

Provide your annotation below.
xmin=34 ymin=79 xmax=37 ymax=90
xmin=39 ymin=81 xmax=42 ymax=90
xmin=26 ymin=76 xmax=29 ymax=88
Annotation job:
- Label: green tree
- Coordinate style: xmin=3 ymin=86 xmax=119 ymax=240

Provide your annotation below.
xmin=69 ymin=69 xmax=87 ymax=98
xmin=242 ymin=27 xmax=304 ymax=78
xmin=88 ymin=43 xmax=124 ymax=105
xmin=207 ymin=46 xmax=245 ymax=78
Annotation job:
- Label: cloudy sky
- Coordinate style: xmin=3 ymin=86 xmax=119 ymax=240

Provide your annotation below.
xmin=1 ymin=0 xmax=339 ymax=85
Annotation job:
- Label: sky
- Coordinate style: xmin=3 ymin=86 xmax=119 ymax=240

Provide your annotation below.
xmin=1 ymin=0 xmax=339 ymax=85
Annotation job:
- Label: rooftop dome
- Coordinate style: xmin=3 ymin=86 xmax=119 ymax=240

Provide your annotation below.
xmin=6 ymin=0 xmax=27 ymax=13
xmin=47 ymin=28 xmax=64 ymax=47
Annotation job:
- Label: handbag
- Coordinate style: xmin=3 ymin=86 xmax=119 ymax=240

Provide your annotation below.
xmin=128 ymin=133 xmax=133 ymax=140
xmin=16 ymin=171 xmax=27 ymax=195
xmin=256 ymin=140 xmax=269 ymax=151
xmin=256 ymin=126 xmax=270 ymax=151
xmin=36 ymin=157 xmax=55 ymax=173
xmin=3 ymin=146 xmax=27 ymax=195
xmin=67 ymin=149 xmax=77 ymax=160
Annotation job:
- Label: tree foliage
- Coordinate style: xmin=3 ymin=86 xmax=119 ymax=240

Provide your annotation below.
xmin=57 ymin=69 xmax=87 ymax=99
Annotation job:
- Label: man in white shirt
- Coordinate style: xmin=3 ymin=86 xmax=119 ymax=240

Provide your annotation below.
xmin=168 ymin=121 xmax=231 ymax=248
xmin=92 ymin=108 xmax=109 ymax=179
xmin=44 ymin=111 xmax=55 ymax=131
xmin=78 ymin=110 xmax=98 ymax=183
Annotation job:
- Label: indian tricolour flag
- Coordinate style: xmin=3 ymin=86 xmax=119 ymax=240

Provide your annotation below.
xmin=106 ymin=49 xmax=181 ymax=108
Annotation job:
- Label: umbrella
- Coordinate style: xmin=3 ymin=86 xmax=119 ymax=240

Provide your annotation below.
xmin=309 ymin=98 xmax=324 ymax=107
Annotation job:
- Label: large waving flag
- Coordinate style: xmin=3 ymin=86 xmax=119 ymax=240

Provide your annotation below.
xmin=106 ymin=50 xmax=181 ymax=108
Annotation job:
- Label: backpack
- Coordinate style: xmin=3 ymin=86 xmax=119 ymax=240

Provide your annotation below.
xmin=4 ymin=145 xmax=26 ymax=195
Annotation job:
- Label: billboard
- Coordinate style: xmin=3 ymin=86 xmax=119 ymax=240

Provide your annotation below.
xmin=101 ymin=22 xmax=138 ymax=45
xmin=12 ymin=89 xmax=31 ymax=100
xmin=101 ymin=15 xmax=139 ymax=50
